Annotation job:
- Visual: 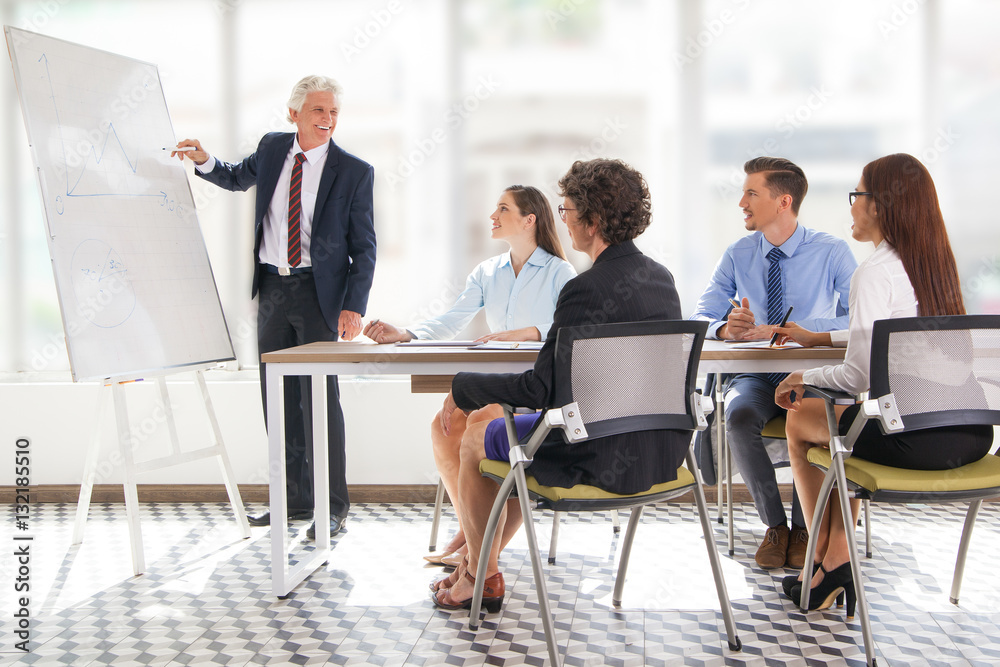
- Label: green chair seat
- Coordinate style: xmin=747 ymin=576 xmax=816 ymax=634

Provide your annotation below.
xmin=760 ymin=414 xmax=787 ymax=439
xmin=807 ymin=449 xmax=1000 ymax=495
xmin=479 ymin=459 xmax=695 ymax=503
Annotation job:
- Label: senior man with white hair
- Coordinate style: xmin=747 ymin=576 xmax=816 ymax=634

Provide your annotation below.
xmin=173 ymin=75 xmax=376 ymax=538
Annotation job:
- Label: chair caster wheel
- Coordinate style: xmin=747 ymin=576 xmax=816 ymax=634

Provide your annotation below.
xmin=728 ymin=637 xmax=742 ymax=651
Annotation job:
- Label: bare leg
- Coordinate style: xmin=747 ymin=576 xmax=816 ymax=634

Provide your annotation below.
xmin=431 ymin=495 xmax=521 ymax=592
xmin=818 ymin=497 xmax=861 ymax=582
xmin=430 ymin=404 xmax=504 ymax=554
xmin=446 ymin=420 xmax=506 ymax=602
xmin=785 ymin=398 xmax=848 ymax=585
xmin=499 ymin=497 xmax=523 ymax=550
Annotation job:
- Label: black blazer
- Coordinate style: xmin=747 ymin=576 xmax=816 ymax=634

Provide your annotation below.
xmin=452 ymin=240 xmax=687 ymax=494
xmin=197 ymin=132 xmax=377 ymax=330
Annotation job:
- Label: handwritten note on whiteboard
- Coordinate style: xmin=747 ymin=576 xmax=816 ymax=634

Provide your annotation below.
xmin=5 ymin=27 xmax=234 ymax=381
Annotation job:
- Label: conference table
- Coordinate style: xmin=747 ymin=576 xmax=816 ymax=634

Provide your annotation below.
xmin=261 ymin=339 xmax=846 ymax=597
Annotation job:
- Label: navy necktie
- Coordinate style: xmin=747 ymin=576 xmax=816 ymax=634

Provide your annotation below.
xmin=766 ymin=247 xmax=787 ymax=386
xmin=287 ymin=153 xmax=306 ymax=267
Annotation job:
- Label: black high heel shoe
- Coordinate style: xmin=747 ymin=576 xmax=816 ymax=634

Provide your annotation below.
xmin=782 ymin=562 xmax=821 ymax=599
xmin=790 ymin=562 xmax=856 ymax=620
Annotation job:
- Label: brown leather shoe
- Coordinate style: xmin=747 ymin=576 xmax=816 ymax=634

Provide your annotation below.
xmin=786 ymin=526 xmax=809 ymax=569
xmin=755 ymin=524 xmax=789 ymax=569
xmin=431 ymin=571 xmax=505 ymax=613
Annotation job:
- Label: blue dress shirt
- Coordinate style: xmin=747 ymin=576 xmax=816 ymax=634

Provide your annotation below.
xmin=408 ymin=246 xmax=576 ymax=340
xmin=691 ymin=224 xmax=857 ymax=338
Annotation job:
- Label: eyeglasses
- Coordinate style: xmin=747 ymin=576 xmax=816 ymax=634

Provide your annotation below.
xmin=557 ymin=205 xmax=576 ymax=221
xmin=849 ymin=191 xmax=872 ymax=206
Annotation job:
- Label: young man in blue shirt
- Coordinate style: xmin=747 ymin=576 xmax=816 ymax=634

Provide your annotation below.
xmin=692 ymin=157 xmax=857 ymax=569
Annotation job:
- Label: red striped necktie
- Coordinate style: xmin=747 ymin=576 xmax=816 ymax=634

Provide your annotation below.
xmin=287 ymin=152 xmax=306 ymax=267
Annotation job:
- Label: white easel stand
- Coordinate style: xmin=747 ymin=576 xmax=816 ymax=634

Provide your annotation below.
xmin=72 ymin=368 xmax=251 ymax=575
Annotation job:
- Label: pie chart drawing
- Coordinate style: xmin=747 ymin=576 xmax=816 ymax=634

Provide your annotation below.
xmin=70 ymin=239 xmax=137 ymax=328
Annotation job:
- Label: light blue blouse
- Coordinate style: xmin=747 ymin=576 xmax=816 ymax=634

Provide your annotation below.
xmin=408 ymin=246 xmax=576 ymax=340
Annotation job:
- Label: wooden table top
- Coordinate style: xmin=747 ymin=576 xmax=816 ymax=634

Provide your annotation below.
xmin=261 ymin=340 xmax=846 ymax=364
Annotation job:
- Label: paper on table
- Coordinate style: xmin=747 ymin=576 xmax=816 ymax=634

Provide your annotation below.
xmin=723 ymin=340 xmax=803 ymax=349
xmin=471 ymin=340 xmax=545 ymax=350
xmin=394 ymin=340 xmax=480 ymax=347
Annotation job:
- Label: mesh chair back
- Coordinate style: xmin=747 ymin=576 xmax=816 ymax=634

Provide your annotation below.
xmin=554 ymin=320 xmax=707 ymax=439
xmin=869 ymin=315 xmax=1000 ymax=431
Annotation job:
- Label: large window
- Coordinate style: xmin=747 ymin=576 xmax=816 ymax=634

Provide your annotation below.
xmin=2 ymin=0 xmax=998 ymax=374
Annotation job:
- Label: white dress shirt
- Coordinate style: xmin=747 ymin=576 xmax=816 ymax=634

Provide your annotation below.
xmin=803 ymin=241 xmax=917 ymax=395
xmin=197 ymin=137 xmax=329 ymax=268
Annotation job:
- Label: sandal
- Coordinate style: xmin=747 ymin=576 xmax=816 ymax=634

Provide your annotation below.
xmin=423 ymin=550 xmax=457 ymax=566
xmin=431 ymin=570 xmax=505 ymax=613
xmin=430 ymin=556 xmax=468 ymax=591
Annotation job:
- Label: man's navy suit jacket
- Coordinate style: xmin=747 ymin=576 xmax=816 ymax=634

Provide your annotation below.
xmin=197 ymin=132 xmax=377 ymax=331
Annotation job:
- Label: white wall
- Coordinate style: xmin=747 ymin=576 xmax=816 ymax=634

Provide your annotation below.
xmin=0 ymin=373 xmax=443 ymax=486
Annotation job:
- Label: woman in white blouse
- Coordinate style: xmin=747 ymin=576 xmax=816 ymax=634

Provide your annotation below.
xmin=363 ymin=186 xmax=576 ymax=571
xmin=772 ymin=154 xmax=992 ymax=616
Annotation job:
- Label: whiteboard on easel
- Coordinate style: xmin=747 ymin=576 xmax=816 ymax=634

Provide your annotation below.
xmin=5 ymin=27 xmax=235 ymax=381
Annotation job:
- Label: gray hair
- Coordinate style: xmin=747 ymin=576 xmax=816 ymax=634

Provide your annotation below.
xmin=286 ymin=75 xmax=343 ymax=123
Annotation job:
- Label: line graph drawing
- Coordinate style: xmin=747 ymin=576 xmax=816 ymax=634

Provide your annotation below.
xmin=40 ymin=53 xmax=169 ymax=210
xmin=65 ymin=118 xmax=139 ymax=194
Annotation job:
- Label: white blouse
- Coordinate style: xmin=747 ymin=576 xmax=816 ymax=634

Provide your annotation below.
xmin=802 ymin=242 xmax=917 ymax=395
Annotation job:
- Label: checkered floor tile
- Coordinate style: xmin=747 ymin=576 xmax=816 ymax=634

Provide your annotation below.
xmin=2 ymin=500 xmax=999 ymax=665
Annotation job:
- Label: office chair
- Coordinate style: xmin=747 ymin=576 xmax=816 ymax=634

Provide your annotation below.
xmin=796 ymin=315 xmax=1000 ymax=667
xmin=466 ymin=320 xmax=742 ymax=666
xmin=428 ymin=478 xmax=620 ymax=562
xmin=714 ymin=386 xmax=873 ymax=559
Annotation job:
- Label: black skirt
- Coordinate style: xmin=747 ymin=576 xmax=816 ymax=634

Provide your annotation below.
xmin=838 ymin=403 xmax=994 ymax=470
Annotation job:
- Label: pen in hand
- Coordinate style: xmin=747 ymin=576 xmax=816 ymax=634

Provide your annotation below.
xmin=727 ymin=298 xmax=755 ymax=340
xmin=769 ymin=306 xmax=794 ymax=347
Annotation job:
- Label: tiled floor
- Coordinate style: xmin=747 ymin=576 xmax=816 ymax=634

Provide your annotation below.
xmin=2 ymin=499 xmax=999 ymax=666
